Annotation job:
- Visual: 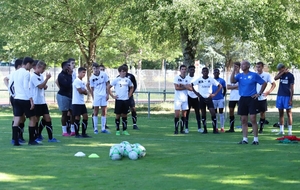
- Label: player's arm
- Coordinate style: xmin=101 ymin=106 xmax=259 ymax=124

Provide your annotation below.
xmin=227 ymin=84 xmax=238 ymax=90
xmin=107 ymin=84 xmax=117 ymax=99
xmin=128 ymin=85 xmax=134 ymax=98
xmin=174 ymin=83 xmax=187 ymax=90
xmin=131 ymin=75 xmax=137 ymax=92
xmin=210 ymin=84 xmax=222 ymax=98
xmin=254 ymin=82 xmax=267 ymax=99
xmin=37 ymin=73 xmax=51 ymax=89
xmin=274 ymin=69 xmax=287 ymax=80
xmin=289 ymin=83 xmax=294 ymax=106
xmin=105 ymin=81 xmax=110 ymax=101
xmin=222 ymin=83 xmax=227 ymax=97
xmin=3 ymin=77 xmax=9 ymax=87
xmin=86 ymin=81 xmax=94 ymax=99
xmin=263 ymin=81 xmax=276 ymax=96
xmin=77 ymin=87 xmax=88 ymax=95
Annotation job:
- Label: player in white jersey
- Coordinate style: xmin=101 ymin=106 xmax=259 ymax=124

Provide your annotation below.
xmin=225 ymin=62 xmax=241 ymax=133
xmin=108 ymin=65 xmax=134 ymax=136
xmin=5 ymin=59 xmax=26 ymax=144
xmin=255 ymin=62 xmax=276 ymax=133
xmin=30 ymin=61 xmax=60 ymax=143
xmin=11 ymin=57 xmax=39 ymax=146
xmin=72 ymin=67 xmax=90 ymax=138
xmin=185 ymin=65 xmax=202 ymax=133
xmin=89 ymin=63 xmax=110 ymax=134
xmin=173 ymin=65 xmax=190 ymax=134
xmin=191 ymin=67 xmax=222 ymax=134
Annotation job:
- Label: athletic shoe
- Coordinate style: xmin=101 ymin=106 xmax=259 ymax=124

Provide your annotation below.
xmin=133 ymin=125 xmax=139 ymax=130
xmin=70 ymin=132 xmax=76 ymax=136
xmin=277 ymin=131 xmax=285 ymax=135
xmin=174 ymin=130 xmax=178 ymax=134
xmin=259 ymin=129 xmax=263 ymax=134
xmin=28 ymin=140 xmax=41 ymax=145
xmin=184 ymin=129 xmax=189 ymax=134
xmin=180 ymin=130 xmax=186 ymax=134
xmin=238 ymin=140 xmax=248 ymax=144
xmin=252 ymin=141 xmax=259 ymax=145
xmin=116 ymin=131 xmax=121 ymax=136
xmin=213 ymin=130 xmax=219 ymax=134
xmin=37 ymin=135 xmax=44 ymax=141
xmin=288 ymin=131 xmax=292 ymax=136
xmin=62 ymin=133 xmax=70 ymax=137
xmin=215 ymin=128 xmax=219 ymax=132
xmin=35 ymin=137 xmax=43 ymax=142
xmin=202 ymin=130 xmax=208 ymax=134
xmin=220 ymin=128 xmax=225 ymax=132
xmin=122 ymin=131 xmax=130 ymax=135
xmin=82 ymin=134 xmax=92 ymax=138
xmin=94 ymin=129 xmax=98 ymax=134
xmin=19 ymin=138 xmax=26 ymax=143
xmin=198 ymin=128 xmax=204 ymax=133
xmin=101 ymin=130 xmax=111 ymax=134
xmin=225 ymin=129 xmax=235 ymax=133
xmin=13 ymin=143 xmax=21 ymax=146
xmin=75 ymin=134 xmax=82 ymax=138
xmin=48 ymin=138 xmax=60 ymax=142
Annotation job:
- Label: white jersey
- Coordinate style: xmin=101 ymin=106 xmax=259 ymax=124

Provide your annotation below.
xmin=30 ymin=72 xmax=46 ymax=104
xmin=174 ymin=75 xmax=189 ymax=102
xmin=12 ymin=68 xmax=32 ymax=100
xmin=72 ymin=78 xmax=86 ymax=104
xmin=192 ymin=76 xmax=219 ymax=98
xmin=7 ymin=73 xmax=15 ymax=97
xmin=257 ymin=72 xmax=274 ymax=101
xmin=89 ymin=72 xmax=109 ymax=97
xmin=110 ymin=76 xmax=133 ymax=100
xmin=72 ymin=69 xmax=77 ymax=82
xmin=185 ymin=75 xmax=198 ymax=98
xmin=227 ymin=76 xmax=240 ymax=101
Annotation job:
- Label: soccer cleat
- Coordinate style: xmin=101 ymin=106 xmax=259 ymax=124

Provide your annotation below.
xmin=202 ymin=130 xmax=208 ymax=134
xmin=213 ymin=130 xmax=219 ymax=134
xmin=19 ymin=138 xmax=26 ymax=143
xmin=184 ymin=129 xmax=189 ymax=134
xmin=101 ymin=130 xmax=111 ymax=134
xmin=122 ymin=131 xmax=130 ymax=135
xmin=82 ymin=134 xmax=92 ymax=138
xmin=197 ymin=128 xmax=204 ymax=133
xmin=35 ymin=137 xmax=43 ymax=142
xmin=75 ymin=134 xmax=82 ymax=138
xmin=133 ymin=125 xmax=139 ymax=130
xmin=37 ymin=135 xmax=44 ymax=141
xmin=116 ymin=131 xmax=121 ymax=136
xmin=288 ymin=131 xmax=292 ymax=136
xmin=48 ymin=138 xmax=60 ymax=142
xmin=94 ymin=129 xmax=98 ymax=134
xmin=70 ymin=132 xmax=76 ymax=136
xmin=225 ymin=129 xmax=235 ymax=133
xmin=277 ymin=131 xmax=285 ymax=135
xmin=13 ymin=143 xmax=21 ymax=146
xmin=62 ymin=133 xmax=70 ymax=137
xmin=28 ymin=140 xmax=41 ymax=145
xmin=180 ymin=130 xmax=186 ymax=134
xmin=215 ymin=128 xmax=219 ymax=132
xmin=174 ymin=130 xmax=178 ymax=134
xmin=251 ymin=141 xmax=259 ymax=145
xmin=220 ymin=128 xmax=225 ymax=132
xmin=238 ymin=140 xmax=248 ymax=144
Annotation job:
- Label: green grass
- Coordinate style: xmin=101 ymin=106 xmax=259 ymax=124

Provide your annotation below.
xmin=0 ymin=105 xmax=300 ymax=190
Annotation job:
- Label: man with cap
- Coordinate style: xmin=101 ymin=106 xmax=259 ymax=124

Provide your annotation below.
xmin=274 ymin=63 xmax=294 ymax=135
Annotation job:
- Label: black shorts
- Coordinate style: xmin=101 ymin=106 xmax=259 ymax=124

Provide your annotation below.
xmin=238 ymin=96 xmax=259 ymax=115
xmin=72 ymin=104 xmax=87 ymax=116
xmin=199 ymin=96 xmax=214 ymax=109
xmin=257 ymin=99 xmax=268 ymax=112
xmin=229 ymin=101 xmax=239 ymax=109
xmin=115 ymin=99 xmax=130 ymax=115
xmin=10 ymin=96 xmax=15 ymax=107
xmin=128 ymin=96 xmax=135 ymax=108
xmin=34 ymin=104 xmax=50 ymax=116
xmin=188 ymin=96 xmax=199 ymax=110
xmin=13 ymin=99 xmax=35 ymax=118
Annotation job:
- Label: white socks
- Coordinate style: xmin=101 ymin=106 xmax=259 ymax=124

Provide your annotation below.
xmin=93 ymin=116 xmax=98 ymax=130
xmin=101 ymin=116 xmax=106 ymax=131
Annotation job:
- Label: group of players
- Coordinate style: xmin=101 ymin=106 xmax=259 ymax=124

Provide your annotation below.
xmin=173 ymin=60 xmax=294 ymax=145
xmin=5 ymin=57 xmax=140 ymax=146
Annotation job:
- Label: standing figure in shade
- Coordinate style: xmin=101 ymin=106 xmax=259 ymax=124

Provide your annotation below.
xmin=230 ymin=60 xmax=267 ymax=145
xmin=225 ymin=62 xmax=241 ymax=133
xmin=30 ymin=61 xmax=60 ymax=142
xmin=274 ymin=63 xmax=294 ymax=135
xmin=108 ymin=65 xmax=134 ymax=136
xmin=185 ymin=65 xmax=202 ymax=133
xmin=191 ymin=67 xmax=222 ymax=134
xmin=72 ymin=67 xmax=90 ymax=138
xmin=89 ymin=63 xmax=110 ymax=134
xmin=122 ymin=64 xmax=139 ymax=130
xmin=11 ymin=57 xmax=39 ymax=146
xmin=254 ymin=61 xmax=276 ymax=134
xmin=212 ymin=68 xmax=227 ymax=132
xmin=173 ymin=65 xmax=190 ymax=134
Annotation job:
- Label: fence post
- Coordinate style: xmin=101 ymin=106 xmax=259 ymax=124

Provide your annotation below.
xmin=148 ymin=92 xmax=150 ymax=118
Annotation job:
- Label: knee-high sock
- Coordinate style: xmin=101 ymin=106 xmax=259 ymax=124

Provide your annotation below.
xmin=212 ymin=116 xmax=217 ymax=131
xmin=74 ymin=119 xmax=80 ymax=135
xmin=93 ymin=116 xmax=98 ymax=130
xmin=174 ymin=118 xmax=179 ymax=132
xmin=45 ymin=121 xmax=53 ymax=140
xmin=28 ymin=126 xmax=36 ymax=142
xmin=181 ymin=117 xmax=186 ymax=130
xmin=13 ymin=126 xmax=19 ymax=144
xmin=38 ymin=119 xmax=46 ymax=136
xmin=115 ymin=118 xmax=120 ymax=131
xmin=19 ymin=122 xmax=25 ymax=140
xmin=229 ymin=116 xmax=235 ymax=130
xmin=101 ymin=116 xmax=106 ymax=131
xmin=220 ymin=113 xmax=225 ymax=128
xmin=132 ymin=111 xmax=137 ymax=125
xmin=202 ymin=116 xmax=207 ymax=130
xmin=122 ymin=117 xmax=127 ymax=131
xmin=259 ymin=118 xmax=265 ymax=130
xmin=82 ymin=119 xmax=88 ymax=135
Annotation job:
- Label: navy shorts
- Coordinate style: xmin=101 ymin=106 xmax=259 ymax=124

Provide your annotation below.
xmin=72 ymin=104 xmax=87 ymax=116
xmin=238 ymin=96 xmax=259 ymax=115
xmin=34 ymin=104 xmax=50 ymax=116
xmin=257 ymin=99 xmax=267 ymax=112
xmin=188 ymin=96 xmax=200 ymax=110
xmin=199 ymin=96 xmax=214 ymax=109
xmin=128 ymin=96 xmax=135 ymax=108
xmin=228 ymin=101 xmax=239 ymax=109
xmin=115 ymin=100 xmax=130 ymax=115
xmin=13 ymin=99 xmax=35 ymax=118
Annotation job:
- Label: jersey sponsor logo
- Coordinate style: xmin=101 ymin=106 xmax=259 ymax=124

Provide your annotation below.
xmin=178 ymin=79 xmax=182 ymax=82
xmin=38 ymin=78 xmax=41 ymax=81
xmin=247 ymin=75 xmax=253 ymax=79
xmin=198 ymin=80 xmax=203 ymax=83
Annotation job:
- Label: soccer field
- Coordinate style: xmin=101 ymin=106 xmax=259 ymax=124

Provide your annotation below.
xmin=0 ymin=105 xmax=299 ymax=190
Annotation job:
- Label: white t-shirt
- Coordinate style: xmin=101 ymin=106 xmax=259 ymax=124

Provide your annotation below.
xmin=257 ymin=72 xmax=274 ymax=101
xmin=72 ymin=78 xmax=86 ymax=104
xmin=89 ymin=72 xmax=109 ymax=97
xmin=12 ymin=68 xmax=32 ymax=100
xmin=185 ymin=75 xmax=198 ymax=98
xmin=30 ymin=72 xmax=46 ymax=104
xmin=227 ymin=76 xmax=240 ymax=101
xmin=192 ymin=76 xmax=219 ymax=98
xmin=110 ymin=76 xmax=133 ymax=100
xmin=173 ymin=75 xmax=189 ymax=102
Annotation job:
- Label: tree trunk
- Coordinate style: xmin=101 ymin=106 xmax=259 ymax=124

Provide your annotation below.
xmin=180 ymin=25 xmax=198 ymax=66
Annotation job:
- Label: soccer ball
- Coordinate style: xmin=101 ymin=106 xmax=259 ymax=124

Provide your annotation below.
xmin=128 ymin=150 xmax=138 ymax=160
xmin=123 ymin=144 xmax=133 ymax=157
xmin=109 ymin=146 xmax=122 ymax=160
xmin=133 ymin=143 xmax=146 ymax=158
